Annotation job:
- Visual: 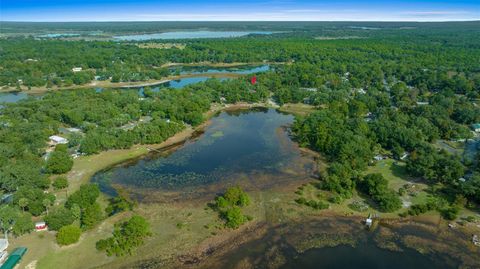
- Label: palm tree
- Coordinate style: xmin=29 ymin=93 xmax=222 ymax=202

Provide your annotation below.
xmin=18 ymin=198 xmax=28 ymax=212
xmin=43 ymin=198 xmax=51 ymax=215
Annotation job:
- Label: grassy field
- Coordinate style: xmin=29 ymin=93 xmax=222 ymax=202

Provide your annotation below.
xmin=20 ymin=183 xmax=314 ymax=269
xmin=367 ymin=159 xmax=431 ymax=208
xmin=278 ymin=103 xmax=316 ymax=116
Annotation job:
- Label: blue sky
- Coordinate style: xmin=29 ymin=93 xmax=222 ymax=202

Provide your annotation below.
xmin=1 ymin=0 xmax=479 ymax=21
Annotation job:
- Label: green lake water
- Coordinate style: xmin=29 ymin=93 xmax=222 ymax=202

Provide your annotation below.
xmin=92 ymin=108 xmax=315 ymax=201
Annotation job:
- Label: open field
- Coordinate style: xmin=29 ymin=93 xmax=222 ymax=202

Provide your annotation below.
xmin=277 ymin=103 xmax=316 ymax=116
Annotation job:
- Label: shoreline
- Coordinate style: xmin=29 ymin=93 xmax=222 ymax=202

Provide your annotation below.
xmin=0 ymin=72 xmax=244 ymax=94
xmin=0 ymin=60 xmax=285 ymax=94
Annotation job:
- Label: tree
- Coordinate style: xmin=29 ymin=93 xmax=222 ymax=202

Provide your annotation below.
xmin=44 ymin=207 xmax=76 ymax=231
xmin=81 ymin=203 xmax=103 ymax=229
xmin=96 ymin=216 xmax=151 ymax=256
xmin=359 ymin=173 xmax=402 ymax=212
xmin=213 ymin=187 xmax=252 ymax=229
xmin=46 ymin=150 xmax=74 ymax=174
xmin=42 ymin=198 xmax=52 ymax=215
xmin=222 ymin=186 xmax=251 ymax=207
xmin=71 ymin=204 xmax=81 ymax=220
xmin=0 ymin=206 xmax=34 ymax=236
xmin=18 ymin=198 xmax=28 ymax=212
xmin=66 ymin=184 xmax=100 ymax=209
xmin=52 ymin=177 xmax=69 ymax=190
xmin=223 ymin=206 xmax=248 ymax=229
xmin=57 ymin=225 xmax=82 ymax=246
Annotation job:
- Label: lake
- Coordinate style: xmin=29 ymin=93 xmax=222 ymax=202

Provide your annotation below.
xmin=3 ymin=64 xmax=269 ymax=103
xmin=0 ymin=92 xmax=28 ymax=103
xmin=162 ymin=76 xmax=229 ymax=89
xmin=128 ymin=65 xmax=269 ymax=94
xmin=91 ymin=108 xmax=468 ymax=269
xmin=37 ymin=33 xmax=81 ymax=38
xmin=92 ymin=108 xmax=316 ymax=201
xmin=207 ymin=217 xmax=460 ymax=269
xmin=172 ymin=65 xmax=270 ymax=75
xmin=113 ymin=31 xmax=273 ymax=41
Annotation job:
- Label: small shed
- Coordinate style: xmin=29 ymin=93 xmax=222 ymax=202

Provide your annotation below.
xmin=35 ymin=222 xmax=47 ymax=231
xmin=72 ymin=67 xmax=82 ymax=72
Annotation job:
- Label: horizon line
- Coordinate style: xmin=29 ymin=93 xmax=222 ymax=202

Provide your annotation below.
xmin=2 ymin=20 xmax=480 ymax=23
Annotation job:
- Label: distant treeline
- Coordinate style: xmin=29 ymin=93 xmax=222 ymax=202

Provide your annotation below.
xmin=1 ymin=22 xmax=479 ymax=88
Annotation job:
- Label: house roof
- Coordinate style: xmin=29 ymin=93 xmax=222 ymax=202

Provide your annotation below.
xmin=0 ymin=239 xmax=8 ymax=252
xmin=49 ymin=135 xmax=67 ymax=143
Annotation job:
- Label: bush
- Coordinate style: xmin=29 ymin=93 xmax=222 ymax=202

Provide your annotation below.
xmin=213 ymin=187 xmax=252 ymax=229
xmin=295 ymin=197 xmax=308 ymax=205
xmin=105 ymin=195 xmax=135 ymax=216
xmin=219 ymin=186 xmax=250 ymax=208
xmin=305 ymin=200 xmax=329 ymax=210
xmin=296 ymin=197 xmax=329 ymax=210
xmin=223 ymin=206 xmax=248 ymax=229
xmin=348 ymin=201 xmax=369 ymax=212
xmin=96 ymin=215 xmax=151 ymax=256
xmin=52 ymin=177 xmax=69 ymax=190
xmin=440 ymin=207 xmax=460 ymax=220
xmin=57 ymin=225 xmax=82 ymax=245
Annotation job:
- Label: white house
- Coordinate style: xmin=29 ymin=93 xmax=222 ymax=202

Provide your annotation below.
xmin=72 ymin=67 xmax=83 ymax=72
xmin=0 ymin=238 xmax=8 ymax=264
xmin=49 ymin=135 xmax=68 ymax=145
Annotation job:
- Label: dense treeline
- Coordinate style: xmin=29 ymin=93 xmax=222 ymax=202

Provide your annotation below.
xmin=290 ymin=64 xmax=480 ymax=215
xmin=1 ymin=22 xmax=480 ymax=89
